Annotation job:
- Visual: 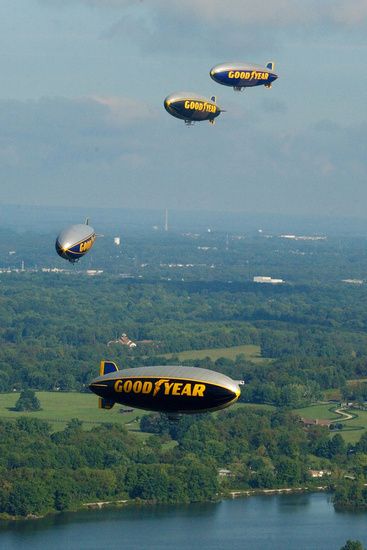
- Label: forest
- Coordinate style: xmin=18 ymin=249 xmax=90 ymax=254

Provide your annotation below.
xmin=1 ymin=229 xmax=367 ymax=515
xmin=1 ymin=408 xmax=367 ymax=517
xmin=1 ymin=273 xmax=367 ymax=409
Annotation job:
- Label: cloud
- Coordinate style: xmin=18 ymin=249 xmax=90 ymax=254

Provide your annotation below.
xmin=92 ymin=96 xmax=156 ymax=125
xmin=0 ymin=95 xmax=366 ymax=216
xmin=42 ymin=0 xmax=367 ymax=27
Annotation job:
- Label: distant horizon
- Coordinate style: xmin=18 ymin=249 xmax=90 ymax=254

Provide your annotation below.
xmin=1 ymin=202 xmax=367 ymax=236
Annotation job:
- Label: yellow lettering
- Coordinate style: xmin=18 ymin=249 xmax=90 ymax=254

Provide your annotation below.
xmin=172 ymin=383 xmax=183 ymax=396
xmin=192 ymin=384 xmax=206 ymax=397
xmin=184 ymin=100 xmax=190 ymax=109
xmin=123 ymin=380 xmax=132 ymax=393
xmin=228 ymin=70 xmax=234 ymax=78
xmin=133 ymin=380 xmax=142 ymax=393
xmin=181 ymin=383 xmax=191 ymax=396
xmin=114 ymin=380 xmax=123 ymax=392
xmin=142 ymin=381 xmax=152 ymax=394
xmin=163 ymin=382 xmax=175 ymax=395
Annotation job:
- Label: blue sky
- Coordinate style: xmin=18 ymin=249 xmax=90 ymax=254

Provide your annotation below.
xmin=0 ymin=0 xmax=366 ymax=216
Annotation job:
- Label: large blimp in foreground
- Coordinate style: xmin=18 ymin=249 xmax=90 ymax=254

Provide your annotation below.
xmin=90 ymin=361 xmax=243 ymax=414
xmin=55 ymin=222 xmax=96 ymax=263
xmin=210 ymin=62 xmax=278 ymax=91
xmin=164 ymin=92 xmax=222 ymax=125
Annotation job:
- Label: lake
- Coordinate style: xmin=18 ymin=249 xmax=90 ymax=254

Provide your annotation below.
xmin=1 ymin=493 xmax=366 ymax=550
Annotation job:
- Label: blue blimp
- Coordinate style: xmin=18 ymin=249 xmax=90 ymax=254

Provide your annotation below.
xmin=210 ymin=62 xmax=278 ymax=92
xmin=164 ymin=92 xmax=222 ymax=125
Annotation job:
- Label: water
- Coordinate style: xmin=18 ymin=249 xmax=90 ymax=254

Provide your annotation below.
xmin=0 ymin=493 xmax=366 ymax=550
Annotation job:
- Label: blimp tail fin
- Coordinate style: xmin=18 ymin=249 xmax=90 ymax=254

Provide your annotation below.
xmin=100 ymin=360 xmax=119 ymax=376
xmin=266 ymin=61 xmax=275 ymax=71
xmin=98 ymin=397 xmax=115 ymax=410
xmin=85 ymin=217 xmax=90 ymax=225
xmin=210 ymin=96 xmax=216 ymax=103
xmin=209 ymin=119 xmax=216 ymax=125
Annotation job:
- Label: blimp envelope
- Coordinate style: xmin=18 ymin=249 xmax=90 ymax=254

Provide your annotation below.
xmin=210 ymin=62 xmax=278 ymax=91
xmin=90 ymin=363 xmax=243 ymax=414
xmin=55 ymin=223 xmax=96 ymax=263
xmin=164 ymin=92 xmax=222 ymax=125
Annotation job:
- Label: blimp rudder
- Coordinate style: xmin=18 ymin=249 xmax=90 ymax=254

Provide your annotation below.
xmin=100 ymin=360 xmax=119 ymax=376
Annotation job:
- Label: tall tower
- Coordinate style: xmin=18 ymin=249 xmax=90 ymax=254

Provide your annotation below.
xmin=164 ymin=208 xmax=168 ymax=232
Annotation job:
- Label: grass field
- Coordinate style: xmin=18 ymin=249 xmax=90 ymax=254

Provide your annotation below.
xmin=162 ymin=344 xmax=270 ymax=364
xmin=292 ymin=403 xmax=367 ymax=444
xmin=0 ymin=392 xmax=147 ymax=433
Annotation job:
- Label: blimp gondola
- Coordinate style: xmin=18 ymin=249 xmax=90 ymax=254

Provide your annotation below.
xmin=55 ymin=220 xmax=96 ymax=263
xmin=89 ymin=361 xmax=243 ymax=414
xmin=164 ymin=92 xmax=222 ymax=125
xmin=210 ymin=62 xmax=278 ymax=91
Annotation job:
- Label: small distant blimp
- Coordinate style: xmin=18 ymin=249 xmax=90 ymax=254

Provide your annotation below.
xmin=90 ymin=361 xmax=243 ymax=414
xmin=164 ymin=92 xmax=222 ymax=125
xmin=210 ymin=62 xmax=278 ymax=91
xmin=55 ymin=220 xmax=96 ymax=263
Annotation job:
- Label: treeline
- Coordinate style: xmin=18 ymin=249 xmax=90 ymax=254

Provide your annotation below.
xmin=0 ymin=417 xmax=218 ymax=517
xmin=1 ymin=408 xmax=367 ymax=517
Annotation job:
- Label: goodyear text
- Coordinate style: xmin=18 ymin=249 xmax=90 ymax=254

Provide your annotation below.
xmin=184 ymin=100 xmax=216 ymax=113
xmin=114 ymin=378 xmax=206 ymax=397
xmin=228 ymin=70 xmax=269 ymax=81
xmin=79 ymin=236 xmax=96 ymax=253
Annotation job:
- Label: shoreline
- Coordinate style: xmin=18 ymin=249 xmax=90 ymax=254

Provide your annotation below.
xmin=0 ymin=485 xmax=331 ymax=523
xmin=226 ymin=485 xmax=328 ymax=499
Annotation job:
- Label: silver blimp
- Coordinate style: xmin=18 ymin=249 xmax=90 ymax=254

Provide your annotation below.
xmin=210 ymin=61 xmax=278 ymax=91
xmin=164 ymin=92 xmax=222 ymax=125
xmin=55 ymin=221 xmax=96 ymax=263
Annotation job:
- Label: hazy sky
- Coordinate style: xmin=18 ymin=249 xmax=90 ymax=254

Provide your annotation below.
xmin=0 ymin=0 xmax=366 ymax=216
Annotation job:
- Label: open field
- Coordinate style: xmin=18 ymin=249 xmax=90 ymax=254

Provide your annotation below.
xmin=292 ymin=403 xmax=367 ymax=444
xmin=162 ymin=344 xmax=270 ymax=364
xmin=292 ymin=403 xmax=341 ymax=421
xmin=0 ymin=392 xmax=147 ymax=433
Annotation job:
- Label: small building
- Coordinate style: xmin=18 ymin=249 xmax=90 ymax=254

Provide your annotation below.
xmin=218 ymin=469 xmax=233 ymax=478
xmin=107 ymin=333 xmax=137 ymax=348
xmin=301 ymin=418 xmax=332 ymax=429
xmin=308 ymin=469 xmax=331 ymax=478
xmin=253 ymin=276 xmax=284 ymax=284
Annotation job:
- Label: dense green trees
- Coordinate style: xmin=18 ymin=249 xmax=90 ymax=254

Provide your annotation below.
xmin=1 ymin=273 xmax=367 ymax=407
xmin=340 ymin=541 xmax=365 ymax=550
xmin=1 ymin=404 xmax=367 ymax=518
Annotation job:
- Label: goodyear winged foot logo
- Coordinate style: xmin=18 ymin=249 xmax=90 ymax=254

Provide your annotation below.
xmin=114 ymin=378 xmax=206 ymax=397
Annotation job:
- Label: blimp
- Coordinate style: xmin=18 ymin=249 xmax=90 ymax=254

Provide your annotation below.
xmin=210 ymin=62 xmax=278 ymax=91
xmin=89 ymin=361 xmax=243 ymax=414
xmin=55 ymin=220 xmax=96 ymax=263
xmin=164 ymin=92 xmax=222 ymax=125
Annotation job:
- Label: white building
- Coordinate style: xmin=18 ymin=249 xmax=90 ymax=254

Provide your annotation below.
xmin=253 ymin=276 xmax=284 ymax=284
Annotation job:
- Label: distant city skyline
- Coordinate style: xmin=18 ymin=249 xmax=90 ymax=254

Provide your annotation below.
xmin=0 ymin=1 xmax=366 ymax=217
